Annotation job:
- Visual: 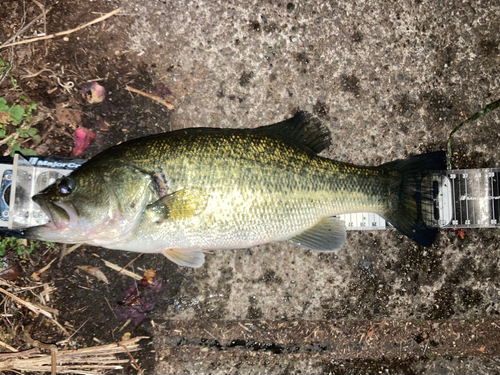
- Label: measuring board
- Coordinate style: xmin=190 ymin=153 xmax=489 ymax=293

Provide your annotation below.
xmin=338 ymin=169 xmax=500 ymax=230
xmin=1 ymin=155 xmax=499 ymax=231
xmin=0 ymin=155 xmax=85 ymax=229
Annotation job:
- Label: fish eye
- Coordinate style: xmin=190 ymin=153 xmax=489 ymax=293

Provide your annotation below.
xmin=57 ymin=177 xmax=73 ymax=195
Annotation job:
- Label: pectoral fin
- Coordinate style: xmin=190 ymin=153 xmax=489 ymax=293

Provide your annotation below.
xmin=147 ymin=189 xmax=208 ymax=222
xmin=288 ymin=217 xmax=347 ymax=252
xmin=162 ymin=248 xmax=205 ymax=268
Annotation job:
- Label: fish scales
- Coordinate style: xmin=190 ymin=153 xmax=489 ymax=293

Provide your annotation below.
xmin=97 ymin=129 xmax=388 ymax=250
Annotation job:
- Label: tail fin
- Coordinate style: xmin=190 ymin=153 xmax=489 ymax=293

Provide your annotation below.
xmin=380 ymin=151 xmax=446 ymax=247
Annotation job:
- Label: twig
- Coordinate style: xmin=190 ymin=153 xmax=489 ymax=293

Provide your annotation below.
xmin=0 ymin=129 xmax=20 ymax=147
xmin=0 ymin=8 xmax=51 ymax=48
xmin=0 ymin=287 xmax=69 ymax=336
xmin=65 ymin=243 xmax=82 ymax=255
xmin=0 ymin=56 xmax=13 ymax=86
xmin=119 ymin=319 xmax=131 ymax=332
xmin=50 ymin=318 xmax=70 ymax=337
xmin=117 ymin=253 xmax=143 ymax=275
xmin=21 ymin=67 xmax=55 ymax=79
xmin=0 ymin=339 xmax=18 ymax=352
xmin=59 ymin=243 xmax=81 ymax=266
xmin=103 ymin=260 xmax=142 ymax=280
xmin=0 ymin=287 xmax=53 ymax=319
xmin=0 ymin=8 xmax=121 ymax=50
xmin=31 ymin=258 xmax=56 ymax=281
xmin=32 ymin=0 xmax=47 ymax=56
xmin=104 ymin=297 xmax=114 ymax=314
xmin=29 ymin=302 xmax=59 ymax=317
xmin=423 ymin=339 xmax=430 ymax=356
xmin=446 ymin=97 xmax=500 ymax=169
xmin=24 ymin=326 xmax=57 ymax=351
xmin=0 ymin=348 xmax=38 ymax=360
xmin=203 ymin=328 xmax=217 ymax=339
xmin=57 ymin=318 xmax=90 ymax=346
xmin=117 ymin=342 xmax=144 ymax=375
xmin=125 ymin=86 xmax=175 ymax=110
xmin=238 ymin=322 xmax=251 ymax=333
xmin=51 ymin=348 xmax=56 ymax=375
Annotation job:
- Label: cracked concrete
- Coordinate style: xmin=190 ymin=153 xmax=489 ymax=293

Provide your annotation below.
xmin=112 ymin=0 xmax=500 ymax=372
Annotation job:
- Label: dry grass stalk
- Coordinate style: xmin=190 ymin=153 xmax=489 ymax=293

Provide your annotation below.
xmin=0 ymin=336 xmax=148 ymax=375
xmin=0 ymin=340 xmax=17 ymax=352
xmin=31 ymin=258 xmax=57 ymax=281
xmin=0 ymin=7 xmax=51 ymax=48
xmin=0 ymin=287 xmax=69 ymax=336
xmin=0 ymin=287 xmax=53 ymax=319
xmin=103 ymin=260 xmax=142 ymax=281
xmin=125 ymin=86 xmax=175 ymax=110
xmin=0 ymin=9 xmax=121 ymax=49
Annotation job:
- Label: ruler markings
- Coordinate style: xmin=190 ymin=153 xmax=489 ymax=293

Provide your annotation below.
xmin=490 ymin=173 xmax=494 ymax=225
xmin=449 ymin=175 xmax=458 ymax=225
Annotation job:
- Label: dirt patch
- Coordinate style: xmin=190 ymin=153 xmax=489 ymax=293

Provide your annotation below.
xmin=0 ymin=1 xmax=178 ymax=372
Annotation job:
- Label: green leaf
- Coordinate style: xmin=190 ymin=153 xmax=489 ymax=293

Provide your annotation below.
xmin=27 ymin=102 xmax=37 ymax=113
xmin=10 ymin=143 xmax=21 ymax=156
xmin=20 ymin=149 xmax=37 ymax=156
xmin=0 ymin=98 xmax=9 ymax=112
xmin=27 ymin=127 xmax=37 ymax=137
xmin=9 ymin=105 xmax=24 ymax=125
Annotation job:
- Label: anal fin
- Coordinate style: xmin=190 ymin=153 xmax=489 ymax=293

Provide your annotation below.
xmin=288 ymin=217 xmax=347 ymax=252
xmin=162 ymin=248 xmax=205 ymax=268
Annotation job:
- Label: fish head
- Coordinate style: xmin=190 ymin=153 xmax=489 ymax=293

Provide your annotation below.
xmin=25 ymin=164 xmax=152 ymax=244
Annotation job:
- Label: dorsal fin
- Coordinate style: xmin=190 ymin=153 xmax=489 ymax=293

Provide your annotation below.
xmin=261 ymin=111 xmax=332 ymax=153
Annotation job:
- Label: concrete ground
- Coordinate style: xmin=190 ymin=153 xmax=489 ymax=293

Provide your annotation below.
xmin=121 ymin=0 xmax=500 ymax=373
xmin=3 ymin=0 xmax=500 ymax=373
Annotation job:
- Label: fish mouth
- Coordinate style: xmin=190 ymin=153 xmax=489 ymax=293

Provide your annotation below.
xmin=32 ymin=194 xmax=79 ymax=230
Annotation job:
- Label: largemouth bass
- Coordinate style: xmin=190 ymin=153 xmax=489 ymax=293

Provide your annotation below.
xmin=25 ymin=112 xmax=445 ymax=267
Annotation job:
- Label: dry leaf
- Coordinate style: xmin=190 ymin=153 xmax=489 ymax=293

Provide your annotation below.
xmin=367 ymin=326 xmax=374 ymax=338
xmin=55 ymin=103 xmax=82 ymax=126
xmin=81 ymin=82 xmax=106 ymax=104
xmin=143 ymin=269 xmax=157 ymax=284
xmin=77 ymin=265 xmax=109 ymax=284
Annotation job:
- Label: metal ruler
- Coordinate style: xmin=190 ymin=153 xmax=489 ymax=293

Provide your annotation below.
xmin=0 ymin=155 xmax=499 ymax=231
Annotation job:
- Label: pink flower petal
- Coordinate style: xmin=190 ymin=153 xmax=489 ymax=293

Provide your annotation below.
xmin=73 ymin=127 xmax=96 ymax=156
